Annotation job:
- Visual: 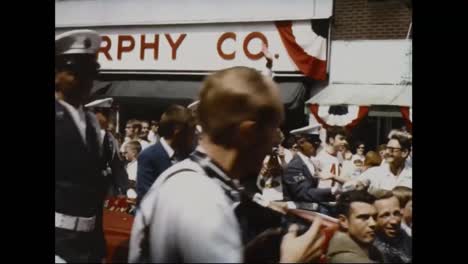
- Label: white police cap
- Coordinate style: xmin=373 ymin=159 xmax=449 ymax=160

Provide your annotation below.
xmin=290 ymin=124 xmax=321 ymax=136
xmin=187 ymin=100 xmax=200 ymax=110
xmin=85 ymin=98 xmax=113 ymax=108
xmin=55 ymin=29 xmax=101 ymax=56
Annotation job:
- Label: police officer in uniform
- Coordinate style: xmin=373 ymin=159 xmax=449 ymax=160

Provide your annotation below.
xmin=282 ymin=124 xmax=340 ymax=215
xmin=85 ymin=98 xmax=129 ymax=200
xmin=55 ymin=29 xmax=107 ymax=263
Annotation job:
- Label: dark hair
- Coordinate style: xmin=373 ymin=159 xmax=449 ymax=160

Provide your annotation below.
xmin=158 ymin=105 xmax=195 ymax=139
xmin=282 ymin=134 xmax=296 ymax=149
xmin=326 ymin=126 xmax=347 ymax=144
xmin=354 ymin=141 xmax=365 ymax=152
xmin=336 ymin=190 xmax=376 ymax=217
xmin=132 ymin=121 xmax=142 ymax=132
xmin=390 ymin=134 xmax=412 ymax=151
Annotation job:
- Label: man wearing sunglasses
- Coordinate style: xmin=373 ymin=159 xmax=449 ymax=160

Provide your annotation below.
xmin=343 ymin=133 xmax=412 ymax=194
xmin=55 ymin=29 xmax=108 ymax=263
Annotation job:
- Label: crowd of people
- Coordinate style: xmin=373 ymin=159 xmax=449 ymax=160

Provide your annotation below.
xmin=55 ymin=29 xmax=412 ymax=263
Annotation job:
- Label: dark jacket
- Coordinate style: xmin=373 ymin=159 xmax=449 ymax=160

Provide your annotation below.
xmin=282 ymin=154 xmax=334 ymax=203
xmin=55 ymin=100 xmax=107 ymax=261
xmin=102 ymin=131 xmax=129 ymax=196
xmin=136 ymin=141 xmax=172 ymax=205
xmin=373 ymin=229 xmax=412 ymax=263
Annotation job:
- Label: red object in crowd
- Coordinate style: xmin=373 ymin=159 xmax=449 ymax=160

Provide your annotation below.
xmin=103 ymin=209 xmax=134 ymax=263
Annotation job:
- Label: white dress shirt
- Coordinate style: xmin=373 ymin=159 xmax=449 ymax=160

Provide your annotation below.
xmin=126 ymin=160 xmax=138 ymax=181
xmin=160 ymin=137 xmax=176 ymax=163
xmin=349 ymin=160 xmax=412 ymax=191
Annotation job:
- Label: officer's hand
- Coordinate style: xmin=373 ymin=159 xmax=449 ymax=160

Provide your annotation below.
xmin=279 ymin=217 xmax=326 ymax=263
xmin=318 ymin=171 xmax=334 ymax=181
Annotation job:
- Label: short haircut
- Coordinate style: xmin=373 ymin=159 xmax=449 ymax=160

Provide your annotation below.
xmin=197 ymin=66 xmax=284 ymax=147
xmin=125 ymin=140 xmax=142 ymax=154
xmin=364 ymin=151 xmax=382 ymax=167
xmin=336 ymin=190 xmax=376 ymax=217
xmin=354 ymin=140 xmax=365 ymax=152
xmin=158 ymin=105 xmax=195 ymax=139
xmin=342 ymin=142 xmax=350 ymax=151
xmin=132 ymin=121 xmax=142 ymax=132
xmin=392 ymin=186 xmax=412 ymax=208
xmin=326 ymin=126 xmax=347 ymax=144
xmin=390 ymin=133 xmax=412 ymax=152
xmin=126 ymin=119 xmax=137 ymax=126
xmin=376 ymin=144 xmax=387 ymax=152
xmin=372 ymin=189 xmax=395 ymax=201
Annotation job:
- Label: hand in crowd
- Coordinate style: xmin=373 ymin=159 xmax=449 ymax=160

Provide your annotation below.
xmin=280 ymin=217 xmax=325 ymax=263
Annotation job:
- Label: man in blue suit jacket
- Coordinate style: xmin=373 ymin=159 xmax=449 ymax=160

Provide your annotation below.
xmin=136 ymin=105 xmax=197 ymax=205
xmin=282 ymin=125 xmax=339 ymax=208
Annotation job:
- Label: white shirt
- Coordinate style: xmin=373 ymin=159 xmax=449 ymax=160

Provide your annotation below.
xmin=316 ymin=149 xmax=341 ymax=188
xmin=57 ymin=99 xmax=87 ymax=144
xmin=352 ymin=160 xmax=412 ymax=191
xmin=138 ymin=139 xmax=150 ymax=150
xmin=351 ymin=154 xmax=365 ymax=163
xmin=148 ymin=131 xmax=159 ymax=145
xmin=126 ymin=160 xmax=138 ymax=181
xmin=297 ymin=152 xmax=316 ymax=177
xmin=120 ymin=137 xmax=131 ymax=153
xmin=401 ymin=222 xmax=412 ymax=237
xmin=128 ymin=159 xmax=242 ymax=263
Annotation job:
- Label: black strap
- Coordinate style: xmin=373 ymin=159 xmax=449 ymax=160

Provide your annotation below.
xmin=189 ymin=151 xmax=246 ymax=202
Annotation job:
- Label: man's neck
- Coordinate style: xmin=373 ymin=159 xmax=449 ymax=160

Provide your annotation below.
xmin=389 ymin=160 xmax=405 ymax=176
xmin=200 ymin=137 xmax=239 ymax=179
xmin=164 ymin=137 xmax=174 ymax=149
xmin=299 ymin=150 xmax=311 ymax=158
xmin=55 ymin=91 xmax=82 ymax=109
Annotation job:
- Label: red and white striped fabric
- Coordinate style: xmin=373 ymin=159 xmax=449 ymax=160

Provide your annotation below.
xmin=309 ymin=104 xmax=369 ymax=130
xmin=400 ymin=106 xmax=412 ymax=131
xmin=275 ymin=20 xmax=328 ymax=80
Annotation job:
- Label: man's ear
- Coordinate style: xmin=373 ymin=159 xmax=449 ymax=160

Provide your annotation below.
xmin=338 ymin=214 xmax=349 ymax=230
xmin=238 ymin=120 xmax=257 ymax=146
xmin=401 ymin=149 xmax=409 ymax=159
xmin=172 ymin=127 xmax=181 ymax=138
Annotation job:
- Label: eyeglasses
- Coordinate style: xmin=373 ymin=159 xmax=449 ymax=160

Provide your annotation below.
xmin=385 ymin=146 xmax=402 ymax=152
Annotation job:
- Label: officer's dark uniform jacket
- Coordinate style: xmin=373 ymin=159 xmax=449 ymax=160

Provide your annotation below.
xmin=55 ymin=99 xmax=108 ymax=261
xmin=282 ymin=154 xmax=335 ymax=203
xmin=102 ymin=130 xmax=128 ymax=196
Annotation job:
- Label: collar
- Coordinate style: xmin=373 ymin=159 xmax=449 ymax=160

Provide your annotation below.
xmin=160 ymin=137 xmax=175 ymax=158
xmin=57 ymin=99 xmax=84 ymax=115
xmin=297 ymin=151 xmax=312 ymax=165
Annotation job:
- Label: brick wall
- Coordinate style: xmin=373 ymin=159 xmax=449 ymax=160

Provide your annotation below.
xmin=332 ymin=0 xmax=412 ymax=40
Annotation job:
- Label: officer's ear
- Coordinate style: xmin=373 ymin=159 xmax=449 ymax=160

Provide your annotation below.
xmin=238 ymin=120 xmax=257 ymax=146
